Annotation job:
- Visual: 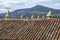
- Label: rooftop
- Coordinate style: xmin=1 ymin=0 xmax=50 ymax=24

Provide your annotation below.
xmin=0 ymin=19 xmax=60 ymax=40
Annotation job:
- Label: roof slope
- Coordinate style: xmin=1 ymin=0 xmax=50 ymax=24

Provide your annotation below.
xmin=0 ymin=19 xmax=60 ymax=40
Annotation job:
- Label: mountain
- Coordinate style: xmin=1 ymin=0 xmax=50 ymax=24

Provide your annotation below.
xmin=0 ymin=5 xmax=60 ymax=19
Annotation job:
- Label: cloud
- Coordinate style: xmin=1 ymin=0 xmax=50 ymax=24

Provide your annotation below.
xmin=0 ymin=0 xmax=60 ymax=13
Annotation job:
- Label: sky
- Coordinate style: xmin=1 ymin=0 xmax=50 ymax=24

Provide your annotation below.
xmin=0 ymin=0 xmax=60 ymax=13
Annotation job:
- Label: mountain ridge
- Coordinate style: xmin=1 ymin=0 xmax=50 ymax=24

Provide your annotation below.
xmin=0 ymin=5 xmax=60 ymax=18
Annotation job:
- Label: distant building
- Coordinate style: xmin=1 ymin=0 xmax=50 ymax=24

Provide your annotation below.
xmin=47 ymin=10 xmax=53 ymax=19
xmin=4 ymin=10 xmax=55 ymax=20
xmin=42 ymin=16 xmax=45 ymax=19
xmin=5 ymin=10 xmax=12 ymax=20
xmin=31 ymin=14 xmax=34 ymax=19
xmin=37 ymin=15 xmax=40 ymax=19
xmin=21 ymin=13 xmax=26 ymax=20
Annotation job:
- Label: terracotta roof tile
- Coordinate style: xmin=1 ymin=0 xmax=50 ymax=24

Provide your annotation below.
xmin=0 ymin=19 xmax=60 ymax=40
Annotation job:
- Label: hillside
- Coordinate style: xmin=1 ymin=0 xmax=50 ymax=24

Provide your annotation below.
xmin=0 ymin=5 xmax=60 ymax=18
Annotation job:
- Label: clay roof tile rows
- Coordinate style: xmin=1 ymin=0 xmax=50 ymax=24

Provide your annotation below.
xmin=0 ymin=19 xmax=60 ymax=40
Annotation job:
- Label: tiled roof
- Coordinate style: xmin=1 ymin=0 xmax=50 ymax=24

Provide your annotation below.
xmin=0 ymin=19 xmax=60 ymax=40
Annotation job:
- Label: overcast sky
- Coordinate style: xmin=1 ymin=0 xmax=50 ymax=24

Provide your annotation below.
xmin=0 ymin=0 xmax=60 ymax=13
